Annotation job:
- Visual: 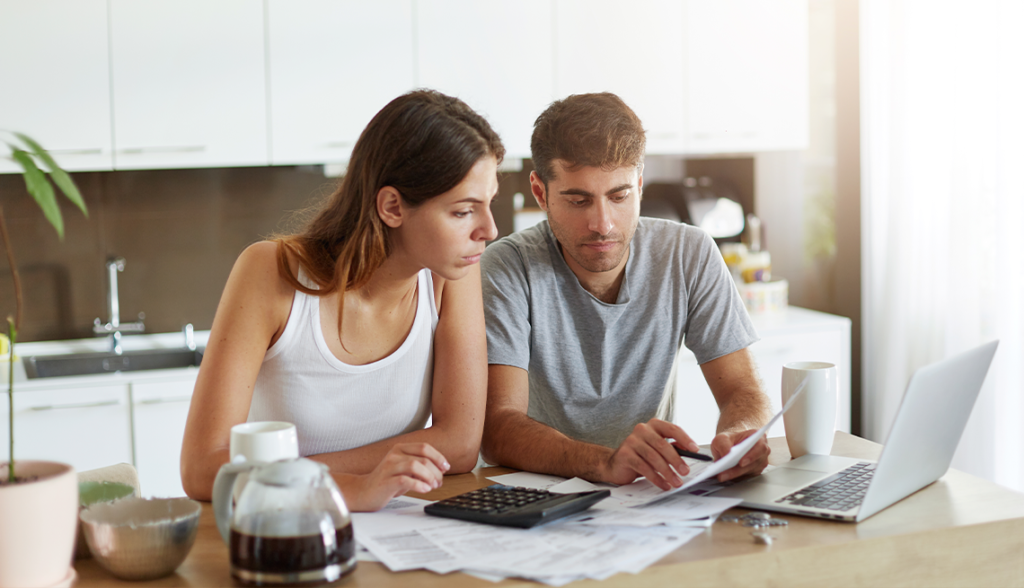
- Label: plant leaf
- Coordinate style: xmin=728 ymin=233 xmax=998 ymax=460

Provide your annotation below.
xmin=11 ymin=149 xmax=64 ymax=240
xmin=13 ymin=133 xmax=88 ymax=217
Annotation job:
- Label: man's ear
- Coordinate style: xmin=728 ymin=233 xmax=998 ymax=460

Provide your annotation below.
xmin=638 ymin=173 xmax=644 ymax=200
xmin=529 ymin=171 xmax=549 ymax=212
xmin=377 ymin=186 xmax=404 ymax=228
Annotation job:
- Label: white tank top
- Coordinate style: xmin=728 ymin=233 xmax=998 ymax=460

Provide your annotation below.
xmin=247 ymin=267 xmax=437 ymax=456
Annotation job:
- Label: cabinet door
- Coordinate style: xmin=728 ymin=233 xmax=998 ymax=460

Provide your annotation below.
xmin=131 ymin=378 xmax=196 ymax=498
xmin=684 ymin=0 xmax=809 ymax=153
xmin=109 ymin=0 xmax=268 ymax=170
xmin=0 ymin=385 xmax=132 ymax=474
xmin=267 ymin=0 xmax=415 ymax=165
xmin=416 ymin=0 xmax=554 ymax=159
xmin=0 ymin=0 xmax=113 ymax=173
xmin=554 ymin=0 xmax=686 ymax=154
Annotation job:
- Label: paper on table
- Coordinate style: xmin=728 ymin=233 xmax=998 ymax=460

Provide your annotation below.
xmin=611 ymin=378 xmax=808 ymax=507
xmin=459 ymin=524 xmax=704 ymax=584
xmin=548 ymin=477 xmax=611 ymax=494
xmin=559 ymin=485 xmax=740 ymax=528
xmin=630 ymin=493 xmax=741 ymax=521
xmin=353 ymin=500 xmax=705 ymax=585
xmin=380 ymin=496 xmax=431 ymax=510
xmin=487 ymin=471 xmax=568 ymax=490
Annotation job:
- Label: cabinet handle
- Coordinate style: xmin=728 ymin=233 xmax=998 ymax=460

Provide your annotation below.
xmin=29 ymin=399 xmax=120 ymax=411
xmin=137 ymin=395 xmax=192 ymax=405
xmin=117 ymin=146 xmax=206 ymax=154
xmin=323 ymin=141 xmax=354 ymax=149
xmin=48 ymin=148 xmax=104 ymax=155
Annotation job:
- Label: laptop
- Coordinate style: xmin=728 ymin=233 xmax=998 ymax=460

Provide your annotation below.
xmin=711 ymin=340 xmax=998 ymax=522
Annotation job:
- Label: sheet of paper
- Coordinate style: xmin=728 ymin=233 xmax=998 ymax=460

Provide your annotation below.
xmin=351 ymin=500 xmax=458 ymax=572
xmin=421 ymin=524 xmax=565 ymax=574
xmin=380 ymin=496 xmax=431 ymax=510
xmin=548 ymin=477 xmax=609 ymax=494
xmin=631 ymin=493 xmax=742 ymax=519
xmin=565 ymin=491 xmax=740 ymax=528
xmin=352 ymin=494 xmax=434 ymax=565
xmin=461 ymin=524 xmax=704 ymax=583
xmin=564 ymin=507 xmax=668 ymax=527
xmin=487 ymin=471 xmax=568 ymax=490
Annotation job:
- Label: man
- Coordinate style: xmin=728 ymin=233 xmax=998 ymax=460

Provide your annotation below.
xmin=480 ymin=93 xmax=772 ymax=491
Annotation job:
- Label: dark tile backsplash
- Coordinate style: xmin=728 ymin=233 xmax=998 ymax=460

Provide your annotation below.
xmin=0 ymin=164 xmax=527 ymax=343
xmin=0 ymin=166 xmax=337 ymax=342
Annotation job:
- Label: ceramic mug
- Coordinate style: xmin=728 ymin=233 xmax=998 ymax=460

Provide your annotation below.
xmin=781 ymin=362 xmax=838 ymax=458
xmin=230 ymin=421 xmax=299 ymax=464
xmin=227 ymin=422 xmax=299 ymax=503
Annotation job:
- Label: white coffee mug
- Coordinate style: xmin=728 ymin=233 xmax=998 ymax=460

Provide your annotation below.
xmin=230 ymin=421 xmax=299 ymax=464
xmin=781 ymin=362 xmax=838 ymax=458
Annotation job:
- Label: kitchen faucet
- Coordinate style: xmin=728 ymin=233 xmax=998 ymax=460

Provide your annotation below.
xmin=93 ymin=256 xmax=145 ymax=355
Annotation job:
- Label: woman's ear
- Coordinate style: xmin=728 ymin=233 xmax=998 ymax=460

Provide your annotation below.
xmin=377 ymin=186 xmax=404 ymax=228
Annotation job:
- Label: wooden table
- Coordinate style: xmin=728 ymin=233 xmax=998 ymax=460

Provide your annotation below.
xmin=75 ymin=433 xmax=1024 ymax=587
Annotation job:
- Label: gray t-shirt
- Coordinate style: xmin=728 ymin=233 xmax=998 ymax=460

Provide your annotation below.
xmin=481 ymin=218 xmax=758 ymax=448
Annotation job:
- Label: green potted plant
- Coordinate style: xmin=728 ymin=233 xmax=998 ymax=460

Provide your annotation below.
xmin=0 ymin=132 xmax=89 ymax=587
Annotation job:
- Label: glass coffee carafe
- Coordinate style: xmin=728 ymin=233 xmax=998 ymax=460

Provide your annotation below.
xmin=213 ymin=458 xmax=355 ymax=585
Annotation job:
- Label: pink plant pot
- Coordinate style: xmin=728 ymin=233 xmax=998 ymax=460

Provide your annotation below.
xmin=0 ymin=461 xmax=79 ymax=587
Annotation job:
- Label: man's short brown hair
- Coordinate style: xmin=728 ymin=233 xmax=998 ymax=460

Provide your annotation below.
xmin=530 ymin=93 xmax=646 ymax=184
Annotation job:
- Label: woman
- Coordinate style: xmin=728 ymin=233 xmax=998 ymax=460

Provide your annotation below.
xmin=181 ymin=90 xmax=503 ymax=511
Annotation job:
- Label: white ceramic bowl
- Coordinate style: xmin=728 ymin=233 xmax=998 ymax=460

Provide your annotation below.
xmin=79 ymin=497 xmax=201 ymax=581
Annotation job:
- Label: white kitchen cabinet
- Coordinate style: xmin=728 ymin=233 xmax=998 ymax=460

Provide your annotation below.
xmin=131 ymin=377 xmax=196 ymax=498
xmin=109 ymin=0 xmax=268 ymax=170
xmin=0 ymin=385 xmax=133 ymax=474
xmin=416 ymin=0 xmax=554 ymax=159
xmin=554 ymin=0 xmax=686 ymax=154
xmin=267 ymin=0 xmax=415 ymax=166
xmin=684 ymin=0 xmax=809 ymax=154
xmin=1 ymin=1 xmax=812 ymax=172
xmin=0 ymin=0 xmax=114 ymax=173
xmin=673 ymin=306 xmax=850 ymax=444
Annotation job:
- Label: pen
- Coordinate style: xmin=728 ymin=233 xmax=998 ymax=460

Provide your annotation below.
xmin=674 ymin=446 xmax=713 ymax=461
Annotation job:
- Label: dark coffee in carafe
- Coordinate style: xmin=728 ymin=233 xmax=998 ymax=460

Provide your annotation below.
xmin=229 ymin=514 xmax=355 ymax=585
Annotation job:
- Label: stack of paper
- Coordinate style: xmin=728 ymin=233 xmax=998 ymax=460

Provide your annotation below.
xmin=352 ymin=497 xmax=707 ymax=586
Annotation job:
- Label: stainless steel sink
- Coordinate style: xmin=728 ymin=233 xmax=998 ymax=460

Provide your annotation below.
xmin=23 ymin=348 xmax=204 ymax=379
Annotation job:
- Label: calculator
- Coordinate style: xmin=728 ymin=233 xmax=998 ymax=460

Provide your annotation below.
xmin=424 ymin=484 xmax=611 ymax=528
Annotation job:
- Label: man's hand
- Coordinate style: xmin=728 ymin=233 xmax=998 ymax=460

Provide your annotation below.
xmin=710 ymin=429 xmax=770 ymax=482
xmin=599 ymin=419 xmax=701 ymax=490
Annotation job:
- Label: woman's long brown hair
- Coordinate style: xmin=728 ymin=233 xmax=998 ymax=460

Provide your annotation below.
xmin=273 ymin=90 xmax=505 ymax=329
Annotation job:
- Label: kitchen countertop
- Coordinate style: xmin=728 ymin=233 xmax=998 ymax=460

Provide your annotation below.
xmin=2 ymin=330 xmax=211 ymax=392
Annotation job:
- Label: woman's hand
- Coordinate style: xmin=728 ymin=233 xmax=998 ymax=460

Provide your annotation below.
xmin=345 ymin=443 xmax=450 ymax=512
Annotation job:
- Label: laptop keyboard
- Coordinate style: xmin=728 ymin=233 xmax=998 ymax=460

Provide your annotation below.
xmin=776 ymin=462 xmax=876 ymax=512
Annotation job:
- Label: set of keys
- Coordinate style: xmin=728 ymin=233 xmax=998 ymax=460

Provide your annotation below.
xmin=718 ymin=512 xmax=789 ymax=545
